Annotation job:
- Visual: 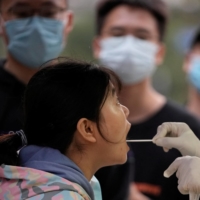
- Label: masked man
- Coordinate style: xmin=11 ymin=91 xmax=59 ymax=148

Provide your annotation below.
xmin=0 ymin=0 xmax=73 ymax=133
xmin=184 ymin=29 xmax=200 ymax=119
xmin=93 ymin=0 xmax=200 ymax=199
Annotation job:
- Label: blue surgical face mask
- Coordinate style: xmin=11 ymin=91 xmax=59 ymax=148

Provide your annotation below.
xmin=188 ymin=56 xmax=200 ymax=92
xmin=5 ymin=16 xmax=66 ymax=68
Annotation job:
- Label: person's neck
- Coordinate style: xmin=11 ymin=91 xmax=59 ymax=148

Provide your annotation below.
xmin=66 ymin=147 xmax=98 ymax=181
xmin=187 ymin=86 xmax=200 ymax=119
xmin=119 ymin=79 xmax=166 ymax=124
xmin=4 ymin=54 xmax=38 ymax=85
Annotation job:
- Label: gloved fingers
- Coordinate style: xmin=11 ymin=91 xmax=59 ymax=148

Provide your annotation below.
xmin=153 ymin=137 xmax=179 ymax=150
xmin=164 ymin=157 xmax=182 ymax=178
xmin=189 ymin=192 xmax=200 ymax=200
xmin=153 ymin=123 xmax=174 ymax=142
xmin=153 ymin=122 xmax=191 ymax=143
xmin=178 ymin=185 xmax=188 ymax=195
xmin=163 ymin=147 xmax=169 ymax=152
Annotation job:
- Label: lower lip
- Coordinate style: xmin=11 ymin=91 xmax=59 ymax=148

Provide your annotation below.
xmin=126 ymin=143 xmax=130 ymax=151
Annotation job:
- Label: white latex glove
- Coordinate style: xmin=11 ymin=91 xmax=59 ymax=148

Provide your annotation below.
xmin=164 ymin=156 xmax=200 ymax=199
xmin=152 ymin=122 xmax=200 ymax=157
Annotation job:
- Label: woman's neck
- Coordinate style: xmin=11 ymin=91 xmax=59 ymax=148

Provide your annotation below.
xmin=66 ymin=147 xmax=97 ymax=181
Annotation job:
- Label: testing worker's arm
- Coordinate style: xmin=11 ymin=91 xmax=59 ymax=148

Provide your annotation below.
xmin=164 ymin=156 xmax=200 ymax=198
xmin=153 ymin=122 xmax=200 ymax=199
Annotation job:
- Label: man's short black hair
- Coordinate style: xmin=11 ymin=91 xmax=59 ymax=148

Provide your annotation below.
xmin=96 ymin=0 xmax=169 ymax=41
xmin=191 ymin=29 xmax=200 ymax=49
xmin=0 ymin=0 xmax=69 ymax=11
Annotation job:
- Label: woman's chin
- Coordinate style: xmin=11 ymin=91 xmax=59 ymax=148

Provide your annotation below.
xmin=117 ymin=154 xmax=128 ymax=165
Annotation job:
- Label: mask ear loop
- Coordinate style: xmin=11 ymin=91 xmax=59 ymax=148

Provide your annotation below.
xmin=61 ymin=14 xmax=69 ymax=35
xmin=62 ymin=17 xmax=68 ymax=26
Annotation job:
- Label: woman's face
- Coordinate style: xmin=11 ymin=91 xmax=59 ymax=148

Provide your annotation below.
xmin=97 ymin=84 xmax=131 ymax=166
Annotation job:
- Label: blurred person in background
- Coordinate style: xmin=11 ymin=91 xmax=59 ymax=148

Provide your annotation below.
xmin=183 ymin=29 xmax=200 ymax=119
xmin=0 ymin=0 xmax=73 ymax=133
xmin=93 ymin=0 xmax=200 ymax=199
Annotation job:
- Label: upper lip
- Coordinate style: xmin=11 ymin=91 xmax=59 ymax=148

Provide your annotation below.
xmin=127 ymin=122 xmax=131 ymax=134
xmin=125 ymin=122 xmax=131 ymax=140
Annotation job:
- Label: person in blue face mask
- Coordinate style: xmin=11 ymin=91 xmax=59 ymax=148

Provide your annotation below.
xmin=92 ymin=1 xmax=200 ymax=200
xmin=0 ymin=0 xmax=73 ymax=133
xmin=183 ymin=29 xmax=200 ymax=119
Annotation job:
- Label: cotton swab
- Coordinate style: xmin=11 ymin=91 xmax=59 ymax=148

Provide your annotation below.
xmin=126 ymin=140 xmax=152 ymax=142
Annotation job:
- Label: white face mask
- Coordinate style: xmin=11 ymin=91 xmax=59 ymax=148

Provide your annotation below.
xmin=99 ymin=35 xmax=158 ymax=85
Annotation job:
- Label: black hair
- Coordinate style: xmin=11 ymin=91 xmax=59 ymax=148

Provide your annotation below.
xmin=0 ymin=0 xmax=69 ymax=12
xmin=0 ymin=133 xmax=23 ymax=166
xmin=190 ymin=28 xmax=200 ymax=50
xmin=96 ymin=0 xmax=169 ymax=41
xmin=0 ymin=58 xmax=121 ymax=166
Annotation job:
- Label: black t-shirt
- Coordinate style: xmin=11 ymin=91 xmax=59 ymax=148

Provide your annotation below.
xmin=129 ymin=100 xmax=200 ymax=200
xmin=0 ymin=60 xmax=25 ymax=133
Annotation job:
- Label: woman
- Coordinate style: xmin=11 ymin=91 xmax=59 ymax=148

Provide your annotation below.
xmin=0 ymin=58 xmax=131 ymax=200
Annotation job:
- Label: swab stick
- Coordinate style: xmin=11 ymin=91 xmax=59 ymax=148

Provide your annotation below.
xmin=126 ymin=140 xmax=152 ymax=142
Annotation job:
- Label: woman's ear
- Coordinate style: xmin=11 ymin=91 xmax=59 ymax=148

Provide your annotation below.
xmin=76 ymin=118 xmax=97 ymax=143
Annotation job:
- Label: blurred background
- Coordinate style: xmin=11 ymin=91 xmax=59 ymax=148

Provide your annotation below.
xmin=0 ymin=0 xmax=200 ymax=104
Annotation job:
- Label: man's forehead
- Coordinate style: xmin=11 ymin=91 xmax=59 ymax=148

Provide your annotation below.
xmin=102 ymin=5 xmax=157 ymax=31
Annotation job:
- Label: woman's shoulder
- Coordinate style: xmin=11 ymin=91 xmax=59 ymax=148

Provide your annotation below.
xmin=0 ymin=164 xmax=91 ymax=200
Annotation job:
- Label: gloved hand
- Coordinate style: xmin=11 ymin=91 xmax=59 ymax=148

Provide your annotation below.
xmin=152 ymin=122 xmax=200 ymax=157
xmin=164 ymin=156 xmax=200 ymax=199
